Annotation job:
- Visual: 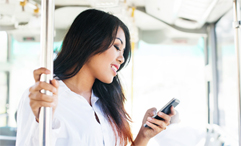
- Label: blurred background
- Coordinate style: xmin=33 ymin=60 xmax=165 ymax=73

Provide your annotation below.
xmin=0 ymin=0 xmax=239 ymax=145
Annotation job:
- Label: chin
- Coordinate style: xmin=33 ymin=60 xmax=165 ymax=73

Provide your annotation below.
xmin=105 ymin=78 xmax=114 ymax=84
xmin=99 ymin=76 xmax=114 ymax=84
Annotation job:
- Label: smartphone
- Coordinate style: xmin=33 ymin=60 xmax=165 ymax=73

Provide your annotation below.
xmin=144 ymin=98 xmax=180 ymax=128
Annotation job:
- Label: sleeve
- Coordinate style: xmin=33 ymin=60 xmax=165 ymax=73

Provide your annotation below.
xmin=16 ymin=89 xmax=68 ymax=146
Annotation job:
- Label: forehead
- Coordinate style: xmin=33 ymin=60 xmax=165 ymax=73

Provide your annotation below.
xmin=115 ymin=27 xmax=126 ymax=47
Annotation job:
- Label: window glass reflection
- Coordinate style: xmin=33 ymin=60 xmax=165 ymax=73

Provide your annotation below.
xmin=120 ymin=38 xmax=206 ymax=145
xmin=0 ymin=31 xmax=8 ymax=62
xmin=216 ymin=9 xmax=239 ymax=145
xmin=0 ymin=72 xmax=8 ymax=127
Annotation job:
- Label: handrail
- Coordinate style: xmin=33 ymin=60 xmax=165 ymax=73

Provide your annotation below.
xmin=0 ymin=135 xmax=16 ymax=141
xmin=233 ymin=0 xmax=241 ymax=145
xmin=39 ymin=0 xmax=55 ymax=146
xmin=0 ymin=113 xmax=8 ymax=117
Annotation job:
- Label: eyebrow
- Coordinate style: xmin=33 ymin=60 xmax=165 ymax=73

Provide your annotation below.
xmin=116 ymin=37 xmax=123 ymax=44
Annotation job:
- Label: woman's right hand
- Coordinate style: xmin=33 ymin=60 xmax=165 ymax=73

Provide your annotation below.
xmin=28 ymin=67 xmax=59 ymax=122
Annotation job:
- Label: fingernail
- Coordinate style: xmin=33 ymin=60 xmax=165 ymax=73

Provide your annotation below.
xmin=45 ymin=70 xmax=50 ymax=73
xmin=158 ymin=112 xmax=163 ymax=116
xmin=147 ymin=117 xmax=152 ymax=121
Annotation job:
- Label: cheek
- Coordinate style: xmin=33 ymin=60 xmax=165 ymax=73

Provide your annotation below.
xmin=94 ymin=67 xmax=114 ymax=84
xmin=89 ymin=58 xmax=110 ymax=76
xmin=94 ymin=62 xmax=115 ymax=83
xmin=87 ymin=49 xmax=117 ymax=83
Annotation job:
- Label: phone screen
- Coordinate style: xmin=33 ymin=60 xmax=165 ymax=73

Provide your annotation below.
xmin=144 ymin=98 xmax=180 ymax=128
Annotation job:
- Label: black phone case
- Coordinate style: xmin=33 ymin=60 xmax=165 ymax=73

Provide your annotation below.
xmin=144 ymin=98 xmax=180 ymax=128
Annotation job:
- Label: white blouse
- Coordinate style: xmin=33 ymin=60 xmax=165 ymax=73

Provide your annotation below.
xmin=16 ymin=80 xmax=118 ymax=146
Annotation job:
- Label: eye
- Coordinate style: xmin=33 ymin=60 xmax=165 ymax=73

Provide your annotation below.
xmin=114 ymin=45 xmax=120 ymax=51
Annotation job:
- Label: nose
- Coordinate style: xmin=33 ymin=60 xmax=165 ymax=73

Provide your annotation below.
xmin=117 ymin=54 xmax=125 ymax=64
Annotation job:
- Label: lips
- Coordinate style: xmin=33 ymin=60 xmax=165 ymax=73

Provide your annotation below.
xmin=111 ymin=64 xmax=119 ymax=74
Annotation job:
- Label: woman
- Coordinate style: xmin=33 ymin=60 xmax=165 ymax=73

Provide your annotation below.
xmin=16 ymin=9 xmax=175 ymax=146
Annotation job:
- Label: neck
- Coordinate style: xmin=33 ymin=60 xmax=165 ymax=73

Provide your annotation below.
xmin=62 ymin=65 xmax=95 ymax=105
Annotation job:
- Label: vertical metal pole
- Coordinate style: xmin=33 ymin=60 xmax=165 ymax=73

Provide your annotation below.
xmin=209 ymin=24 xmax=219 ymax=125
xmin=233 ymin=0 xmax=241 ymax=145
xmin=130 ymin=7 xmax=137 ymax=117
xmin=39 ymin=0 xmax=55 ymax=146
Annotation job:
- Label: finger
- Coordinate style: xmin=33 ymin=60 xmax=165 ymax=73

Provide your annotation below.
xmin=145 ymin=121 xmax=163 ymax=133
xmin=33 ymin=68 xmax=50 ymax=82
xmin=29 ymin=81 xmax=56 ymax=94
xmin=157 ymin=112 xmax=171 ymax=123
xmin=30 ymin=100 xmax=56 ymax=109
xmin=29 ymin=100 xmax=55 ymax=119
xmin=31 ymin=106 xmax=41 ymax=119
xmin=29 ymin=81 xmax=57 ymax=94
xmin=147 ymin=117 xmax=169 ymax=129
xmin=35 ymin=107 xmax=41 ymax=122
xmin=29 ymin=92 xmax=54 ymax=102
xmin=169 ymin=106 xmax=176 ymax=116
xmin=50 ymin=79 xmax=59 ymax=95
xmin=147 ymin=107 xmax=157 ymax=117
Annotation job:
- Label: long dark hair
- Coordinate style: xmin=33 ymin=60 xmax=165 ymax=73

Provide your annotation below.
xmin=54 ymin=9 xmax=133 ymax=145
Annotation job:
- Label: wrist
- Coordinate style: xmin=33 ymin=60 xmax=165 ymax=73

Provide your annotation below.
xmin=133 ymin=127 xmax=150 ymax=146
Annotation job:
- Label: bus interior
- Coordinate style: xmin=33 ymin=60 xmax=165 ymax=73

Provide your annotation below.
xmin=0 ymin=0 xmax=240 ymax=145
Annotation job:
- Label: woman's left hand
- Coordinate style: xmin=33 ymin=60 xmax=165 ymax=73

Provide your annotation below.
xmin=133 ymin=107 xmax=176 ymax=146
xmin=142 ymin=106 xmax=175 ymax=138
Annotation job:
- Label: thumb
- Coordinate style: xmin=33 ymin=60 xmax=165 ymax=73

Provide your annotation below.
xmin=142 ymin=107 xmax=157 ymax=124
xmin=51 ymin=79 xmax=59 ymax=87
xmin=50 ymin=79 xmax=59 ymax=95
xmin=148 ymin=107 xmax=157 ymax=117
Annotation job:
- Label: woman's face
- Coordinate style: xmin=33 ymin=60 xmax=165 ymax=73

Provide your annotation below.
xmin=86 ymin=27 xmax=126 ymax=84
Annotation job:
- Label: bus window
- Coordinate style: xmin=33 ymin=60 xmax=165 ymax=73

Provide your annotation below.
xmin=0 ymin=72 xmax=8 ymax=127
xmin=7 ymin=39 xmax=63 ymax=127
xmin=0 ymin=31 xmax=9 ymax=127
xmin=7 ymin=39 xmax=41 ymax=128
xmin=216 ymin=9 xmax=239 ymax=145
xmin=0 ymin=31 xmax=8 ymax=62
xmin=120 ymin=36 xmax=207 ymax=145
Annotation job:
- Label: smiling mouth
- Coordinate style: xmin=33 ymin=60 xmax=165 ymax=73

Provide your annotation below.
xmin=111 ymin=65 xmax=118 ymax=73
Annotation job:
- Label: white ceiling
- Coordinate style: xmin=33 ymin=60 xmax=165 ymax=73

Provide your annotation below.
xmin=52 ymin=0 xmax=145 ymax=7
xmin=145 ymin=0 xmax=232 ymax=29
xmin=0 ymin=0 xmax=233 ymax=29
xmin=0 ymin=0 xmax=233 ymax=43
